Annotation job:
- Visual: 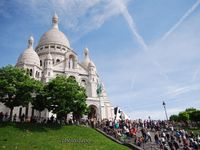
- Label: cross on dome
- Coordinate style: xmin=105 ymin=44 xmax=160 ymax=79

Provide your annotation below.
xmin=84 ymin=48 xmax=89 ymax=58
xmin=28 ymin=36 xmax=34 ymax=48
xmin=52 ymin=13 xmax=59 ymax=29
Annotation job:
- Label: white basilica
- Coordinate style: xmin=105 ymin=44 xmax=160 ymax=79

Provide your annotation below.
xmin=0 ymin=14 xmax=114 ymax=121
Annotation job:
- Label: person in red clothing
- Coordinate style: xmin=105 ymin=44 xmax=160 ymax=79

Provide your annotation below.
xmin=130 ymin=127 xmax=137 ymax=137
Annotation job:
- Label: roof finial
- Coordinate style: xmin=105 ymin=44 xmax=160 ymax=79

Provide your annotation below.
xmin=28 ymin=36 xmax=34 ymax=48
xmin=84 ymin=48 xmax=89 ymax=59
xmin=52 ymin=12 xmax=59 ymax=29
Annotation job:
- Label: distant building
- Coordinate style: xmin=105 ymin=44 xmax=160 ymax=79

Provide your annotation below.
xmin=0 ymin=14 xmax=114 ymax=121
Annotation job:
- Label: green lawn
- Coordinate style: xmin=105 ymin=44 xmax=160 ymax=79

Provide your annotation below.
xmin=185 ymin=128 xmax=200 ymax=134
xmin=0 ymin=122 xmax=129 ymax=150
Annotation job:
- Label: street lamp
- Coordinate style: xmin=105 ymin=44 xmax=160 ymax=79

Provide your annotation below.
xmin=162 ymin=101 xmax=168 ymax=121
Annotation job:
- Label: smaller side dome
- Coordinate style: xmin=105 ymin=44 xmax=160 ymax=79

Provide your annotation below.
xmin=17 ymin=36 xmax=40 ymax=67
xmin=82 ymin=48 xmax=91 ymax=68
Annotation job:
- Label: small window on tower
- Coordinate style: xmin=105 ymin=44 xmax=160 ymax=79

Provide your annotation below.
xmin=40 ymin=60 xmax=42 ymax=66
xmin=48 ymin=72 xmax=50 ymax=76
xmin=56 ymin=59 xmax=60 ymax=63
xmin=50 ymin=45 xmax=55 ymax=49
xmin=45 ymin=46 xmax=49 ymax=49
xmin=30 ymin=69 xmax=33 ymax=76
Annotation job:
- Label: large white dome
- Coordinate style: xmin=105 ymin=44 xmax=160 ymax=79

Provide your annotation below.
xmin=37 ymin=13 xmax=70 ymax=48
xmin=17 ymin=36 xmax=40 ymax=66
xmin=38 ymin=28 xmax=70 ymax=48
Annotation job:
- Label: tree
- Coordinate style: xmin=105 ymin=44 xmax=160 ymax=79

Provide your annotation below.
xmin=0 ymin=65 xmax=42 ymax=119
xmin=31 ymin=84 xmax=48 ymax=118
xmin=185 ymin=107 xmax=197 ymax=113
xmin=71 ymin=86 xmax=88 ymax=121
xmin=185 ymin=107 xmax=197 ymax=120
xmin=46 ymin=76 xmax=87 ymax=121
xmin=169 ymin=114 xmax=179 ymax=122
xmin=178 ymin=111 xmax=189 ymax=122
xmin=190 ymin=110 xmax=200 ymax=123
xmin=17 ymin=77 xmax=43 ymax=105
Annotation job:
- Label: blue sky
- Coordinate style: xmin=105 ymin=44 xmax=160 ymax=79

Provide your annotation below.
xmin=0 ymin=0 xmax=200 ymax=120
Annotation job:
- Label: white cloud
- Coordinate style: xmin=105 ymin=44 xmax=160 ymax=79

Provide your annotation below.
xmin=165 ymin=84 xmax=200 ymax=98
xmin=128 ymin=108 xmax=183 ymax=120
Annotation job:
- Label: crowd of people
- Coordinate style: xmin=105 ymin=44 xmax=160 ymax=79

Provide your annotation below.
xmin=0 ymin=111 xmax=56 ymax=123
xmin=0 ymin=111 xmax=96 ymax=126
xmin=98 ymin=119 xmax=200 ymax=150
xmin=1 ymin=111 xmax=200 ymax=149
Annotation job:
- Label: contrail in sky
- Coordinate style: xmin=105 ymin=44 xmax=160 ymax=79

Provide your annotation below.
xmin=116 ymin=1 xmax=170 ymax=81
xmin=117 ymin=1 xmax=148 ymax=51
xmin=161 ymin=0 xmax=200 ymax=41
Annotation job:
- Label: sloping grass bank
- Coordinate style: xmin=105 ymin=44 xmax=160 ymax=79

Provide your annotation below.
xmin=0 ymin=122 xmax=129 ymax=150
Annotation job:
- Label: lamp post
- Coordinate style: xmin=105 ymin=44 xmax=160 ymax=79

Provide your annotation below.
xmin=162 ymin=101 xmax=168 ymax=121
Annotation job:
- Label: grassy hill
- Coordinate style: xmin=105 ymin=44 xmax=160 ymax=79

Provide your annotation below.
xmin=0 ymin=123 xmax=129 ymax=150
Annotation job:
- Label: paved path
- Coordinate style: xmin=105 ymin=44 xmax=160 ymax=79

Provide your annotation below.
xmin=135 ymin=131 xmax=160 ymax=150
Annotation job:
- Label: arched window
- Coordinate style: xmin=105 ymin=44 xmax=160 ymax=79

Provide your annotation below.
xmin=69 ymin=76 xmax=76 ymax=81
xmin=52 ymin=59 xmax=55 ymax=64
xmin=56 ymin=59 xmax=60 ymax=63
xmin=50 ymin=45 xmax=55 ymax=49
xmin=68 ymin=55 xmax=75 ymax=69
xmin=45 ymin=46 xmax=49 ymax=49
xmin=40 ymin=60 xmax=42 ymax=66
xmin=30 ymin=69 xmax=33 ymax=76
xmin=88 ymin=105 xmax=98 ymax=119
xmin=81 ymin=79 xmax=86 ymax=87
xmin=35 ymin=71 xmax=40 ymax=78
